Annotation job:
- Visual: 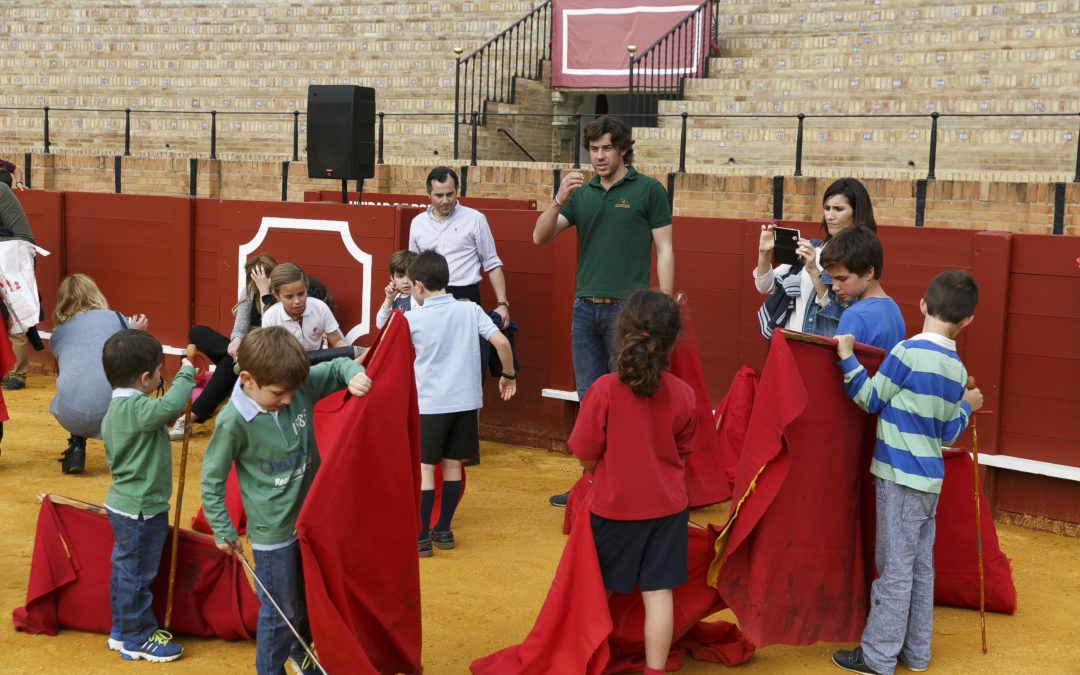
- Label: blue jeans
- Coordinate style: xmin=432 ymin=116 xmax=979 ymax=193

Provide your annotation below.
xmin=860 ymin=477 xmax=939 ymax=675
xmin=108 ymin=510 xmax=169 ymax=644
xmin=252 ymin=540 xmax=310 ymax=675
xmin=571 ymin=298 xmax=622 ymax=400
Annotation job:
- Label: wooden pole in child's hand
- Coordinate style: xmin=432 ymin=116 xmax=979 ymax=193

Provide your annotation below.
xmin=967 ymin=375 xmax=988 ymax=654
xmin=164 ymin=344 xmax=197 ymax=629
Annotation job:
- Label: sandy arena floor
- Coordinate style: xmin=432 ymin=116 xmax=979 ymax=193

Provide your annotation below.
xmin=1 ymin=376 xmax=1078 ymax=674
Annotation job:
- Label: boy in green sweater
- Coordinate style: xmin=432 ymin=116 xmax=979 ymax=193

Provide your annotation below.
xmin=199 ymin=326 xmax=372 ymax=675
xmin=101 ymin=329 xmax=196 ymax=663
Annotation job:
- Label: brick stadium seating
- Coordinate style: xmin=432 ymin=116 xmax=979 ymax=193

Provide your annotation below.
xmin=634 ymin=0 xmax=1080 ymax=178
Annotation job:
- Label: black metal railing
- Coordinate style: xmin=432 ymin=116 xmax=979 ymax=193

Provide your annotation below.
xmin=628 ymin=0 xmax=711 ymax=128
xmin=496 ymin=128 xmax=536 ymax=162
xmin=3 ymin=106 xmax=304 ymax=161
xmin=454 ymin=1 xmax=551 ymax=159
xmin=2 ymin=106 xmax=1079 ymax=184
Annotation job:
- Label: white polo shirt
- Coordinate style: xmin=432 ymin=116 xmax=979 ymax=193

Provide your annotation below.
xmin=261 ymin=297 xmax=340 ymax=351
xmin=408 ymin=203 xmax=503 ymax=287
xmin=405 ymin=293 xmax=499 ymax=415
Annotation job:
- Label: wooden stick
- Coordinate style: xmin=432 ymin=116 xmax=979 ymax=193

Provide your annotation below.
xmin=164 ymin=344 xmax=197 ymax=630
xmin=967 ymin=375 xmax=988 ymax=654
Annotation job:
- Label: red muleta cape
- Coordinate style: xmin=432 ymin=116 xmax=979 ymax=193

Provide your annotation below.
xmin=296 ymin=312 xmax=424 ymax=675
xmin=709 ymin=331 xmax=883 ymax=647
xmin=669 ymin=298 xmax=731 ymax=508
xmin=473 ymin=477 xmax=755 ymax=674
xmin=12 ymin=496 xmax=258 ymax=640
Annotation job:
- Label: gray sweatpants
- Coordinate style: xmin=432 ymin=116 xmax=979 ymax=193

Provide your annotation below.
xmin=860 ymin=477 xmax=939 ymax=675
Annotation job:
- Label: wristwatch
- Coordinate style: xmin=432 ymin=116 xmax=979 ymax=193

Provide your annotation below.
xmin=497 ymin=301 xmax=510 ymax=308
xmin=501 ymin=371 xmax=517 ymax=380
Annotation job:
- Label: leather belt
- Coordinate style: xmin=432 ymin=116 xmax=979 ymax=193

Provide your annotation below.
xmin=582 ymin=296 xmax=620 ymax=304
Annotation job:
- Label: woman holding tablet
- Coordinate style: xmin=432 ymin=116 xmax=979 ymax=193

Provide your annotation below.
xmin=753 ymin=177 xmax=876 ymax=337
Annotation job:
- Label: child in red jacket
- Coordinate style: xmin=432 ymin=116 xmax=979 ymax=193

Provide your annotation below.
xmin=568 ymin=289 xmax=697 ymax=675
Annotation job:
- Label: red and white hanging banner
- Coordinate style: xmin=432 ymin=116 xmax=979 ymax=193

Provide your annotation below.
xmin=551 ymin=0 xmax=709 ymax=89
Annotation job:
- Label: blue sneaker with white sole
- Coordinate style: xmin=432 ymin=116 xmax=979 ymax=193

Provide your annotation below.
xmin=120 ymin=629 xmax=183 ymax=662
xmin=106 ymin=626 xmax=122 ymax=651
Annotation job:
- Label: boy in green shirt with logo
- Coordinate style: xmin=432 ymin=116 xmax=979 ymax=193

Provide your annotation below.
xmin=101 ymin=329 xmax=197 ymax=662
xmin=199 ymin=326 xmax=372 ymax=674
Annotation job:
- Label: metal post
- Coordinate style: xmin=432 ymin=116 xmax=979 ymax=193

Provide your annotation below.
xmin=189 ymin=158 xmax=198 ymax=196
xmin=794 ymin=113 xmax=805 ymax=176
xmin=292 ymin=110 xmax=300 ymax=162
xmin=43 ymin=106 xmax=50 ymax=153
xmin=926 ymin=111 xmax=939 ymax=180
xmin=210 ymin=110 xmax=217 ymax=160
xmin=124 ymin=108 xmax=131 ymax=156
xmin=470 ymin=111 xmax=479 ymax=166
xmin=281 ymin=160 xmax=289 ymax=201
xmin=22 ymin=153 xmax=31 ymax=189
xmin=114 ymin=155 xmax=122 ymax=193
xmin=627 ymin=45 xmax=637 ymax=125
xmin=678 ymin=112 xmax=689 ymax=173
xmin=377 ymin=112 xmax=385 ymax=164
xmin=572 ymin=112 xmax=582 ymax=169
xmin=1073 ymin=113 xmax=1080 ymax=182
xmin=453 ymin=46 xmax=463 ymax=160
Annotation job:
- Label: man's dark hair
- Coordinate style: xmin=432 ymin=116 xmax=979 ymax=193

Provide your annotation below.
xmin=582 ymin=115 xmax=634 ymax=165
xmin=406 ymin=250 xmax=449 ymax=291
xmin=425 ymin=166 xmax=459 ymax=193
xmin=0 ymin=170 xmax=11 ymax=188
xmin=102 ymin=329 xmax=163 ymax=388
xmin=924 ymin=270 xmax=979 ymax=324
xmin=819 ymin=225 xmax=884 ymax=279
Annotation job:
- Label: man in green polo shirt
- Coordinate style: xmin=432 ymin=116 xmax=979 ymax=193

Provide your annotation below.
xmin=533 ymin=115 xmax=674 ymax=507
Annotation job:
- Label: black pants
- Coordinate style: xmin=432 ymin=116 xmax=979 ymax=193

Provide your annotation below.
xmin=189 ymin=326 xmax=236 ymax=422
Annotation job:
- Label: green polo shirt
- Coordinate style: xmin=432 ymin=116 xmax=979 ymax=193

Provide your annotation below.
xmin=559 ymin=165 xmax=671 ymax=299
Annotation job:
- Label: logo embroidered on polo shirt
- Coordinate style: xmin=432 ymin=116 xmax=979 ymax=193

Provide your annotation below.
xmin=614 ymin=197 xmax=631 ymax=209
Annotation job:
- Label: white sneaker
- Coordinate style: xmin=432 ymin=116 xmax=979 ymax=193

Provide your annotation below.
xmin=168 ymin=417 xmax=186 ymax=441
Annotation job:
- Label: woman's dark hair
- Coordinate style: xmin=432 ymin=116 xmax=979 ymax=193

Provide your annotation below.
xmin=615 ymin=289 xmax=681 ymax=396
xmin=821 ymin=177 xmax=876 ymax=239
xmin=582 ymin=115 xmax=634 ymax=165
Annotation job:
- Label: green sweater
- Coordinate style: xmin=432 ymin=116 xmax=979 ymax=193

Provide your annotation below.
xmin=0 ymin=183 xmax=35 ymax=244
xmin=102 ymin=365 xmax=196 ymax=516
xmin=199 ymin=358 xmax=363 ymax=546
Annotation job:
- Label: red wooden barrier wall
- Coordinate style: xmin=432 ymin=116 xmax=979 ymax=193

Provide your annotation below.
xmin=303 ymin=190 xmax=537 ymax=211
xmin=14 ymin=190 xmax=1080 ymax=524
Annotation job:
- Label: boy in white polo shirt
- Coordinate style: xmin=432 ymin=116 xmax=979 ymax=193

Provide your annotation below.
xmin=405 ymin=250 xmax=516 ymax=557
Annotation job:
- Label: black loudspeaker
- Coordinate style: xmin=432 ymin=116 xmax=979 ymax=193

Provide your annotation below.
xmin=307 ymin=85 xmax=376 ymax=180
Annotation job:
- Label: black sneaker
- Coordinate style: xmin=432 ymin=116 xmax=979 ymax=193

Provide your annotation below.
xmin=431 ymin=529 xmax=455 ymax=550
xmin=2 ymin=379 xmax=25 ymax=391
xmin=417 ymin=537 xmax=433 ymax=558
xmin=832 ymin=646 xmax=880 ymax=674
xmin=59 ymin=436 xmax=86 ymax=475
xmin=549 ymin=491 xmax=569 ymax=507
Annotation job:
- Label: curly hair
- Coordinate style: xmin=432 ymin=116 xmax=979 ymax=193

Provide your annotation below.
xmin=614 ymin=289 xmax=681 ymax=396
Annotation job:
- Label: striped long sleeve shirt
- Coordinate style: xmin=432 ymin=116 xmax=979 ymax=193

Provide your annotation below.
xmin=839 ymin=332 xmax=972 ymax=494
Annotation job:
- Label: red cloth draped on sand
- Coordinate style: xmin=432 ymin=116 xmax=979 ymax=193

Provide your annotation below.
xmin=296 ymin=312 xmax=423 ymax=675
xmin=0 ymin=320 xmax=13 ymax=422
xmin=934 ymin=449 xmax=1017 ymax=614
xmin=669 ymin=299 xmax=731 ymax=507
xmin=475 ymin=477 xmax=755 ymax=674
xmin=708 ymin=331 xmax=883 ymax=647
xmin=12 ymin=495 xmax=258 ymax=639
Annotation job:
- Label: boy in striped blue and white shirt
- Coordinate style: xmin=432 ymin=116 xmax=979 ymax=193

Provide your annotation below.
xmin=830 ymin=270 xmax=983 ymax=675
